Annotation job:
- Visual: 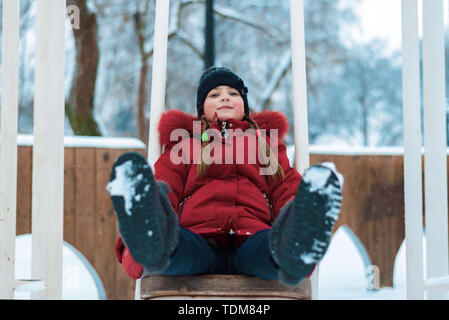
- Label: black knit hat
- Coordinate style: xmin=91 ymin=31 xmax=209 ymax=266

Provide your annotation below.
xmin=196 ymin=67 xmax=249 ymax=118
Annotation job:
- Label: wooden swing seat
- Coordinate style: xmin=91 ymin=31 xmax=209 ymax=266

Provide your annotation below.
xmin=140 ymin=274 xmax=311 ymax=300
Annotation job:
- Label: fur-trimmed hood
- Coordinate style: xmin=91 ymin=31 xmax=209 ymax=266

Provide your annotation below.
xmin=157 ymin=110 xmax=289 ymax=146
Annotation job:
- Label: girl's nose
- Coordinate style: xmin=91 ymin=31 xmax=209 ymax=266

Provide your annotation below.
xmin=221 ymin=95 xmax=230 ymax=101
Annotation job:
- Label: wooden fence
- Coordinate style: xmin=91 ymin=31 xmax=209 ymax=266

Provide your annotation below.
xmin=15 ymin=144 xmax=445 ymax=300
xmin=16 ymin=142 xmax=145 ymax=300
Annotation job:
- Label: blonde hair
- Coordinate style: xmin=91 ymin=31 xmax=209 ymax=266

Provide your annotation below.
xmin=196 ymin=115 xmax=285 ymax=182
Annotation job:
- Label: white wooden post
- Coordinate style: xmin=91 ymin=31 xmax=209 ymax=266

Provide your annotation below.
xmin=0 ymin=0 xmax=20 ymax=299
xmin=139 ymin=0 xmax=170 ymax=300
xmin=401 ymin=0 xmax=425 ymax=300
xmin=31 ymin=0 xmax=66 ymax=300
xmin=290 ymin=0 xmax=316 ymax=299
xmin=290 ymin=0 xmax=310 ymax=176
xmin=147 ymin=0 xmax=171 ymax=167
xmin=422 ymin=0 xmax=449 ymax=300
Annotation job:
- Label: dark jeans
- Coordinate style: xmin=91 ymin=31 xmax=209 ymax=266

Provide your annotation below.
xmin=160 ymin=228 xmax=279 ymax=280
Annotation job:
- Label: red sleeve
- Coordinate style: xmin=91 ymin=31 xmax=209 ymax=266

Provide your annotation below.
xmin=306 ymin=265 xmax=317 ymax=278
xmin=115 ymin=237 xmax=125 ymax=263
xmin=113 ymin=142 xmax=190 ymax=281
xmin=115 ymin=237 xmax=143 ymax=280
xmin=154 ymin=140 xmax=191 ymax=211
xmin=121 ymin=247 xmax=144 ymax=280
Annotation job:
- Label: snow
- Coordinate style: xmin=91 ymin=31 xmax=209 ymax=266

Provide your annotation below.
xmin=107 ymin=161 xmax=146 ymax=216
xmin=301 ymin=239 xmax=327 ymax=265
xmin=14 ymin=234 xmax=105 ymax=300
xmin=321 ymin=162 xmax=344 ymax=187
xmin=286 ymin=145 xmax=449 ymax=168
xmin=10 ymin=134 xmax=146 ymax=149
xmin=318 ymin=226 xmax=429 ymax=300
xmin=302 ymin=165 xmax=332 ymax=192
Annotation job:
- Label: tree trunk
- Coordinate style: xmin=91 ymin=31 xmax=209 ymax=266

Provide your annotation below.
xmin=66 ymin=0 xmax=101 ymax=136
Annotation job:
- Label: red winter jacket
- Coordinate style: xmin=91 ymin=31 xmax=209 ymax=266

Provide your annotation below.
xmin=115 ymin=110 xmax=304 ymax=279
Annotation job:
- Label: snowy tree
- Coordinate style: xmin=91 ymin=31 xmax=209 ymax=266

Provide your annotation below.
xmin=86 ymin=0 xmax=364 ymax=141
xmin=1 ymin=0 xmax=410 ymax=149
xmin=308 ymin=40 xmax=403 ymax=147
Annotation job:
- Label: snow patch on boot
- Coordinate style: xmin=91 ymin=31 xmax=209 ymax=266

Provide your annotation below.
xmin=301 ymin=166 xmax=332 ymax=192
xmin=107 ymin=160 xmax=151 ymax=216
xmin=321 ymin=162 xmax=344 ymax=188
xmin=300 ymin=238 xmax=328 ymax=264
xmin=269 ymin=163 xmax=343 ymax=286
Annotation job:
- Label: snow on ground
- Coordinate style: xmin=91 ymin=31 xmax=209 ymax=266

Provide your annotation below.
xmin=15 ymin=134 xmax=146 ymax=149
xmin=319 ymin=227 xmax=413 ymax=300
xmin=14 ymin=235 xmax=105 ymax=300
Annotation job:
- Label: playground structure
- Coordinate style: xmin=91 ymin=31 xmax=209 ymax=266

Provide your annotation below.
xmin=9 ymin=141 xmax=443 ymax=300
xmin=1 ymin=0 xmax=65 ymax=299
xmin=1 ymin=0 xmax=449 ymax=300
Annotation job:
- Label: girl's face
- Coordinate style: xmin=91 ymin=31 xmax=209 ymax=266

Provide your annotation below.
xmin=203 ymin=85 xmax=245 ymax=122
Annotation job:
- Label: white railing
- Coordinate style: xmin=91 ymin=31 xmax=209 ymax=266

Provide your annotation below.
xmin=422 ymin=0 xmax=449 ymax=300
xmin=290 ymin=0 xmax=315 ymax=300
xmin=147 ymin=0 xmax=171 ymax=168
xmin=401 ymin=0 xmax=449 ymax=300
xmin=0 ymin=0 xmax=66 ymax=299
xmin=140 ymin=0 xmax=171 ymax=299
xmin=0 ymin=0 xmax=21 ymax=300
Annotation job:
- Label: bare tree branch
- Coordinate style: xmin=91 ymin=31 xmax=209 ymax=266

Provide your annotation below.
xmin=261 ymin=51 xmax=292 ymax=111
xmin=213 ymin=4 xmax=288 ymax=42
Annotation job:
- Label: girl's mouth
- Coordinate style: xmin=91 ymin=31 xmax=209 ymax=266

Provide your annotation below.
xmin=218 ymin=106 xmax=233 ymax=110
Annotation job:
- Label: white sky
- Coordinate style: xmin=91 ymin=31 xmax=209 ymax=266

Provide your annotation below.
xmin=354 ymin=0 xmax=449 ymax=53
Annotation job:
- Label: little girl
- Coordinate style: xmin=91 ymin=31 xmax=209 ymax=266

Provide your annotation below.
xmin=108 ymin=67 xmax=343 ymax=286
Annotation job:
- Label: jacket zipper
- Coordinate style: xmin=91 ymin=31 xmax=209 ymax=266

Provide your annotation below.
xmin=221 ymin=121 xmax=229 ymax=139
xmin=263 ymin=193 xmax=274 ymax=226
xmin=177 ymin=196 xmax=191 ymax=221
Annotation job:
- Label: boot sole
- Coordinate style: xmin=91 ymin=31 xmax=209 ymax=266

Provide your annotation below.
xmin=291 ymin=165 xmax=342 ymax=264
xmin=271 ymin=164 xmax=342 ymax=283
xmin=107 ymin=152 xmax=165 ymax=268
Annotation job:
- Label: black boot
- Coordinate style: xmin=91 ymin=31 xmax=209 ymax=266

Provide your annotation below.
xmin=269 ymin=163 xmax=343 ymax=286
xmin=107 ymin=152 xmax=179 ymax=274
